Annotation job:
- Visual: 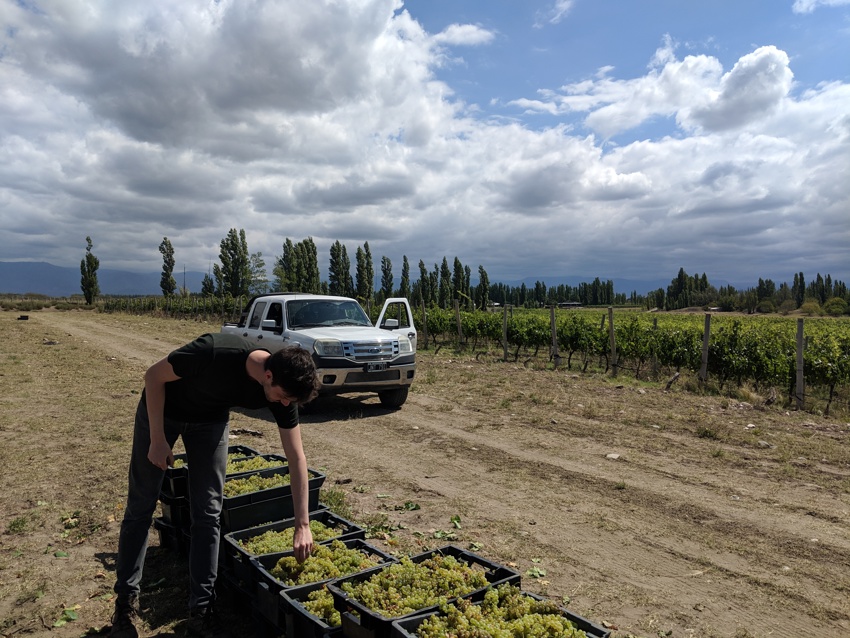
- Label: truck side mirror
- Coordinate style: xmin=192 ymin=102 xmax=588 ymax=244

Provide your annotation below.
xmin=261 ymin=319 xmax=279 ymax=331
xmin=382 ymin=318 xmax=399 ymax=329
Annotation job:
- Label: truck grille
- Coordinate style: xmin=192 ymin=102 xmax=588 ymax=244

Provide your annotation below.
xmin=342 ymin=340 xmax=399 ymax=361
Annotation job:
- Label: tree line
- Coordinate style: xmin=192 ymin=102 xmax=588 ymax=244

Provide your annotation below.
xmin=78 ymin=232 xmax=850 ymax=315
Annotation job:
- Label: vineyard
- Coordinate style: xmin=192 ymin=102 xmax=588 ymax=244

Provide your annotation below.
xmin=93 ymin=295 xmax=850 ymax=416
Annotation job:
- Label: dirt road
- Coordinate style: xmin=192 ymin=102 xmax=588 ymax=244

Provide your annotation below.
xmin=1 ymin=311 xmax=848 ymax=638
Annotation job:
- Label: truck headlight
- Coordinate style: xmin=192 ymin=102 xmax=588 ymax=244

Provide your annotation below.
xmin=397 ymin=335 xmax=412 ymax=354
xmin=314 ymin=339 xmax=344 ymax=357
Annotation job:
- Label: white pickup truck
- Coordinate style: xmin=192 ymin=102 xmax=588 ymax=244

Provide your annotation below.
xmin=221 ymin=293 xmax=417 ymax=408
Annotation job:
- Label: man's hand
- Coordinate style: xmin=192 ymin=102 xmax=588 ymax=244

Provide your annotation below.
xmin=147 ymin=439 xmax=173 ymax=471
xmin=292 ymin=524 xmax=314 ymax=563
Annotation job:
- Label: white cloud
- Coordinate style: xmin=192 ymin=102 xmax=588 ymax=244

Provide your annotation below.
xmin=792 ymin=0 xmax=850 ymax=14
xmin=535 ymin=1 xmax=575 ymax=27
xmin=432 ymin=23 xmax=495 ymax=46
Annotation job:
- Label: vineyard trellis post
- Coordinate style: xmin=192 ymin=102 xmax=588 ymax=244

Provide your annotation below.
xmin=549 ymin=306 xmax=560 ymax=367
xmin=796 ymin=319 xmax=805 ymax=411
xmin=502 ymin=305 xmax=508 ymax=362
xmin=652 ymin=317 xmax=659 ymax=379
xmin=454 ymin=300 xmax=462 ymax=344
xmin=699 ymin=313 xmax=711 ymax=384
xmin=607 ymin=307 xmax=618 ymax=377
xmin=420 ymin=299 xmax=429 ymax=350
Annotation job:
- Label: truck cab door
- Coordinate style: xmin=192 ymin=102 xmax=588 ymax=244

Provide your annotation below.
xmin=376 ymin=298 xmax=417 ymax=351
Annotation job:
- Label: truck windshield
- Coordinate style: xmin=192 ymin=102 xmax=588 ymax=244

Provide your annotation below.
xmin=287 ymin=300 xmax=372 ymax=328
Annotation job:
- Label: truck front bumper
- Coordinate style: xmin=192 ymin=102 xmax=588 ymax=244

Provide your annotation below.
xmin=315 ymin=361 xmax=416 ymax=394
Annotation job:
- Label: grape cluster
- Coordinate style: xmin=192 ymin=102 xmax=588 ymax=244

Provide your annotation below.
xmin=301 ymin=586 xmax=341 ymax=627
xmin=238 ymin=519 xmax=345 ymax=555
xmin=226 ymin=456 xmax=285 ymax=475
xmin=223 ymin=472 xmax=292 ymax=497
xmin=339 ymin=554 xmax=489 ymax=618
xmin=415 ymin=584 xmax=588 ymax=638
xmin=171 ymin=452 xmax=252 ymax=470
xmin=270 ymin=540 xmax=384 ymax=586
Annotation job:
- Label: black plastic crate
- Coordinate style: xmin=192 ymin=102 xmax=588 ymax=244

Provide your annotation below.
xmin=226 ymin=453 xmax=288 ymax=480
xmin=222 ymin=510 xmax=365 ymax=586
xmin=162 ymin=444 xmax=262 ymax=498
xmin=153 ymin=516 xmax=190 ymax=556
xmin=223 ymin=466 xmax=326 ymax=508
xmin=221 ymin=486 xmax=322 ymax=534
xmin=390 ymin=588 xmax=612 ymax=638
xmin=280 ymin=582 xmax=344 ymax=638
xmin=158 ymin=491 xmax=190 ymax=529
xmin=252 ymin=538 xmax=396 ymax=630
xmin=327 ymin=545 xmax=521 ymax=638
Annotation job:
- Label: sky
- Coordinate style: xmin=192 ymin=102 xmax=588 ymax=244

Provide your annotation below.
xmin=1 ymin=0 xmax=849 ymax=291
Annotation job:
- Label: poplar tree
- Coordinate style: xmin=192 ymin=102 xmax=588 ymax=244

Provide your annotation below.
xmin=158 ymin=237 xmax=176 ymax=297
xmin=80 ymin=236 xmax=100 ymax=305
xmin=417 ymin=259 xmax=430 ymax=305
xmin=249 ymin=252 xmax=269 ymax=295
xmin=477 ymin=265 xmax=490 ymax=310
xmin=380 ymin=256 xmax=393 ymax=300
xmin=399 ymin=256 xmax=410 ymax=299
xmin=213 ymin=228 xmax=251 ymax=297
xmin=328 ymin=241 xmax=354 ymax=296
xmin=438 ymin=257 xmax=451 ymax=308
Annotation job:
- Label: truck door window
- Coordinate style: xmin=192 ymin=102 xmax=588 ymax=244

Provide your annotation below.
xmin=249 ymin=301 xmax=267 ymax=329
xmin=265 ymin=303 xmax=283 ymax=331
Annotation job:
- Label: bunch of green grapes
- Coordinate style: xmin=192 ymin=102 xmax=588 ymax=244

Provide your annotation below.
xmin=171 ymin=452 xmax=254 ymax=470
xmin=223 ymin=472 xmax=292 ymax=497
xmin=415 ymin=585 xmax=588 ymax=638
xmin=269 ymin=540 xmax=383 ymax=586
xmin=239 ymin=519 xmax=344 ymax=555
xmin=226 ymin=456 xmax=286 ymax=475
xmin=301 ymin=586 xmax=341 ymax=627
xmin=339 ymin=554 xmax=489 ymax=618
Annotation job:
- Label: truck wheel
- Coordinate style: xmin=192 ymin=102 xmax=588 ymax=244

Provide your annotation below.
xmin=378 ymin=387 xmax=409 ymax=409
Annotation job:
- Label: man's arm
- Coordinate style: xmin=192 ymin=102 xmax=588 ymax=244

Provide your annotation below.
xmin=144 ymin=357 xmax=181 ymax=471
xmin=278 ymin=425 xmax=314 ymax=562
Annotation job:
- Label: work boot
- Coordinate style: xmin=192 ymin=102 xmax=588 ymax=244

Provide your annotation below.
xmin=108 ymin=594 xmax=139 ymax=638
xmin=185 ymin=605 xmax=233 ymax=638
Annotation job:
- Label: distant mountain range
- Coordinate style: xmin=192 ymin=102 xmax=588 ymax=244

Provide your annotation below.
xmin=0 ymin=260 xmax=678 ymax=297
xmin=0 ymin=261 xmax=208 ymax=297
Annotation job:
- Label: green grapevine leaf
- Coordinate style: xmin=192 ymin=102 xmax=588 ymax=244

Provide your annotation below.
xmin=450 ymin=515 xmax=462 ymax=529
xmin=54 ymin=550 xmax=69 ymax=558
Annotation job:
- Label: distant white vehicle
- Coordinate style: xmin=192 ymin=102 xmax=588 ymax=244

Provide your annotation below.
xmin=222 ymin=293 xmax=416 ymax=408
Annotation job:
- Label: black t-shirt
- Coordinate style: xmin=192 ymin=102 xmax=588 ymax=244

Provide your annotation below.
xmin=154 ymin=333 xmax=298 ymax=429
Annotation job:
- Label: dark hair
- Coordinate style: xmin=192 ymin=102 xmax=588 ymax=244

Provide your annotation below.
xmin=264 ymin=347 xmax=320 ymax=405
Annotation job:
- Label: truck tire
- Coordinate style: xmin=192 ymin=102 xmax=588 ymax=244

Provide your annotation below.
xmin=378 ymin=387 xmax=409 ymax=409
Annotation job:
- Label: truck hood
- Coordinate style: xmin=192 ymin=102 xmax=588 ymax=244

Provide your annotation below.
xmin=293 ymin=326 xmax=397 ymax=342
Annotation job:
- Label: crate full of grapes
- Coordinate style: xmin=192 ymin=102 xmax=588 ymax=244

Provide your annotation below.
xmin=280 ymin=581 xmax=343 ymax=638
xmin=252 ymin=538 xmax=396 ymax=630
xmin=390 ymin=583 xmax=611 ymax=638
xmin=220 ymin=466 xmax=326 ymax=533
xmin=326 ymin=544 xmax=521 ymax=638
xmin=221 ymin=509 xmax=365 ymax=585
xmin=162 ymin=444 xmax=262 ymax=498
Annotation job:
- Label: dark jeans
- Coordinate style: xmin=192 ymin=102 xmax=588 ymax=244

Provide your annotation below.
xmin=114 ymin=399 xmax=229 ymax=610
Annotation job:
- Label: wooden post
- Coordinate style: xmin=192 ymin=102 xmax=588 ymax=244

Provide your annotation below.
xmin=699 ymin=313 xmax=711 ymax=384
xmin=454 ymin=299 xmax=462 ymax=343
xmin=796 ymin=319 xmax=805 ymax=410
xmin=652 ymin=317 xmax=658 ymax=379
xmin=420 ymin=299 xmax=429 ymax=350
xmin=550 ymin=306 xmax=560 ymax=366
xmin=607 ymin=307 xmax=617 ymax=377
xmin=502 ymin=304 xmax=509 ymax=362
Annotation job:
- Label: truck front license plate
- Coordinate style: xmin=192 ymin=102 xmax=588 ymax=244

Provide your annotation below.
xmin=365 ymin=362 xmax=387 ymax=372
